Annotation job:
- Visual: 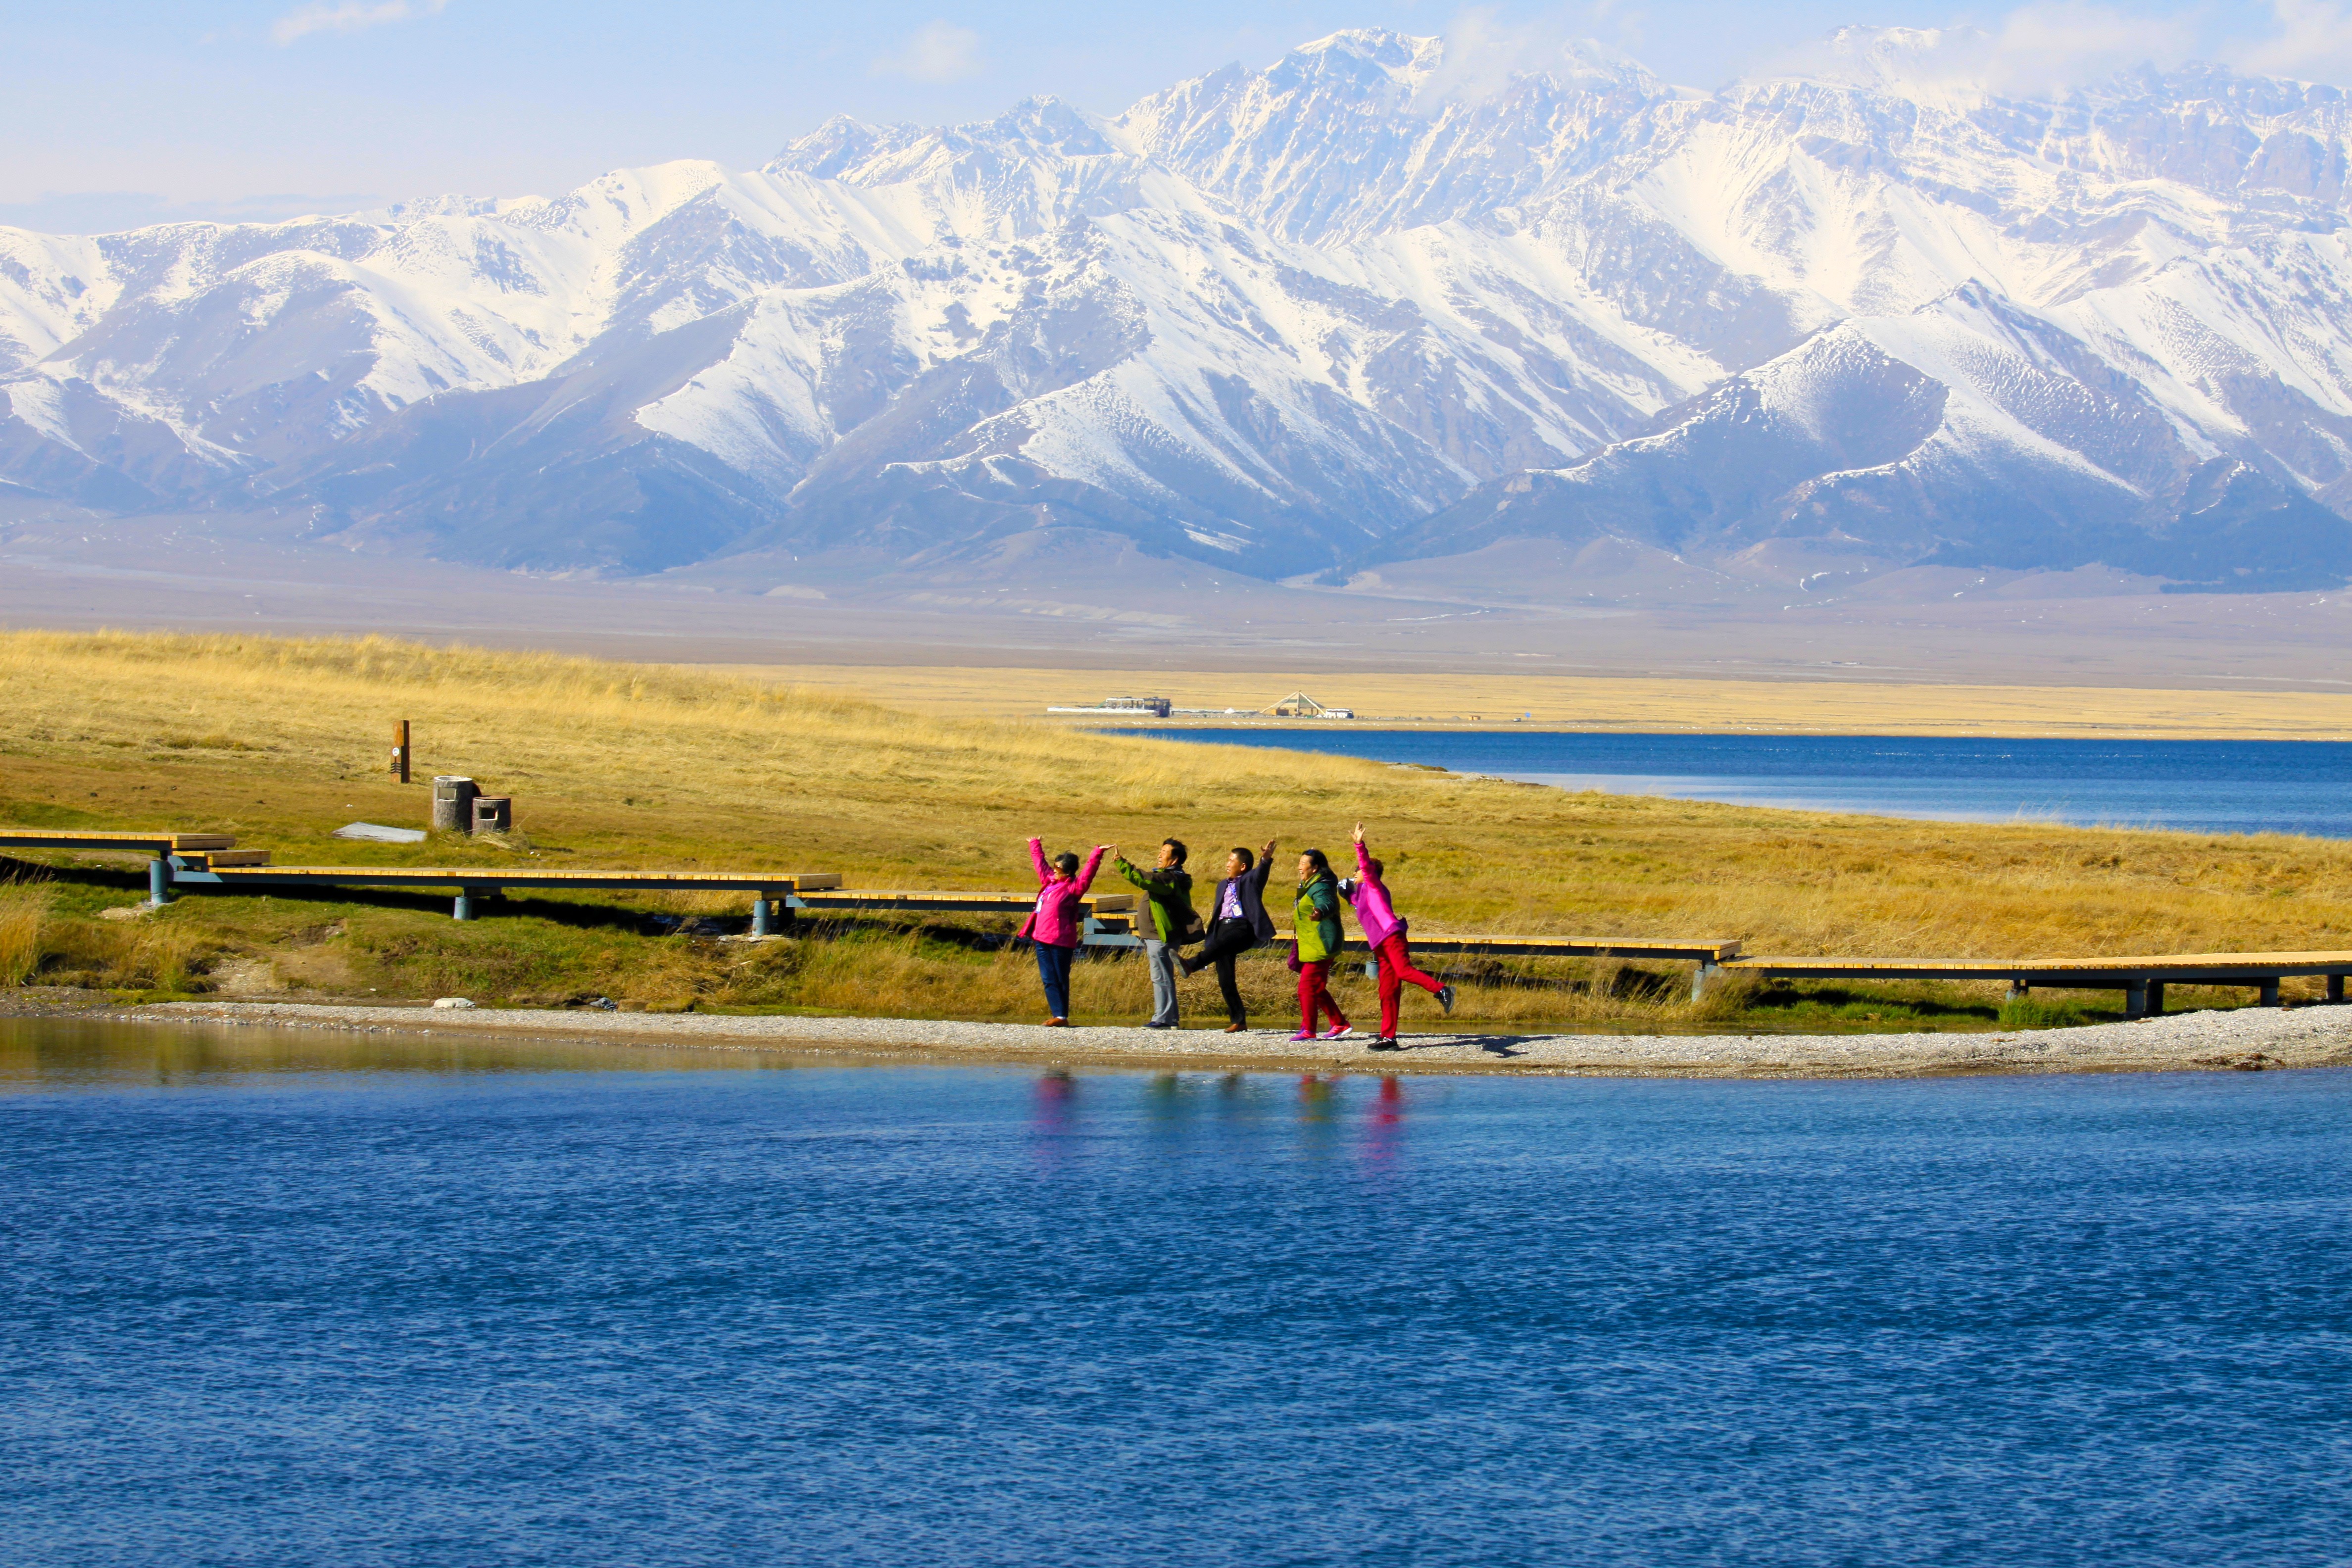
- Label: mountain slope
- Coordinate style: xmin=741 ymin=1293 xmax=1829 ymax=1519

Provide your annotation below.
xmin=0 ymin=25 xmax=2348 ymax=589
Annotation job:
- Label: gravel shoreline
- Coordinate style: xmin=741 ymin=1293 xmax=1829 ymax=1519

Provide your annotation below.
xmin=98 ymin=998 xmax=2352 ymax=1077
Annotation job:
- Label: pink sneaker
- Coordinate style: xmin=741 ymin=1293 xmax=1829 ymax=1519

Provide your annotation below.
xmin=1289 ymin=1029 xmax=1317 ymax=1041
xmin=1321 ymin=1025 xmax=1355 ymax=1041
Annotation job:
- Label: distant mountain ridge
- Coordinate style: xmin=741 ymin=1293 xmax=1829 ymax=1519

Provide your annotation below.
xmin=3 ymin=26 xmax=2351 ymax=590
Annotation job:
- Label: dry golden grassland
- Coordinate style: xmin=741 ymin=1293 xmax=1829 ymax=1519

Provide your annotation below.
xmin=3 ymin=630 xmax=2350 ymax=1031
xmin=718 ymin=663 xmax=2352 ymax=739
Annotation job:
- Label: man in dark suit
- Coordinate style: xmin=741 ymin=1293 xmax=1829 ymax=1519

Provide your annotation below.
xmin=1181 ymin=839 xmax=1277 ymax=1032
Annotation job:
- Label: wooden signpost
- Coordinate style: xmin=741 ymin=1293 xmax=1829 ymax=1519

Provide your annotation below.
xmin=391 ymin=720 xmax=411 ymax=784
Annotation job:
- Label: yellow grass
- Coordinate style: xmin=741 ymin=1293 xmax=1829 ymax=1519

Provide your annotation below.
xmin=0 ymin=883 xmax=51 ymax=987
xmin=724 ymin=663 xmax=2352 ymax=739
xmin=3 ymin=629 xmax=2351 ymax=1024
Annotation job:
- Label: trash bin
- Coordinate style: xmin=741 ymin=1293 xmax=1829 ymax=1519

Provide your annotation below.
xmin=473 ymin=796 xmax=512 ymax=834
xmin=431 ymin=776 xmax=479 ymax=833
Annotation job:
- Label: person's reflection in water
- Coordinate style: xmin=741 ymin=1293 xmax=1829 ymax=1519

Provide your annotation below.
xmin=1296 ymin=1072 xmax=1341 ymax=1158
xmin=1032 ymin=1068 xmax=1078 ymax=1173
xmin=1209 ymin=1071 xmax=1255 ymax=1148
xmin=1143 ymin=1070 xmax=1193 ymax=1147
xmin=1362 ymin=1074 xmax=1405 ymax=1167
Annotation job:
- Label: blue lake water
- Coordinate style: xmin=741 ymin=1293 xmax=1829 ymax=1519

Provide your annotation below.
xmin=1119 ymin=730 xmax=2352 ymax=837
xmin=3 ymin=1019 xmax=2349 ymax=1566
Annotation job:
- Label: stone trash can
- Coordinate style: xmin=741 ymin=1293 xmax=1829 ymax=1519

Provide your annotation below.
xmin=431 ymin=776 xmax=480 ymax=834
xmin=472 ymin=796 xmax=513 ymax=834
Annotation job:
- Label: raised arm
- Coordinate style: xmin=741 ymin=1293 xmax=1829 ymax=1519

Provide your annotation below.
xmin=1073 ymin=846 xmax=1109 ymax=895
xmin=1245 ymin=843 xmax=1275 ymax=894
xmin=1028 ymin=836 xmax=1050 ymax=885
xmin=1353 ymin=834 xmax=1373 ymax=875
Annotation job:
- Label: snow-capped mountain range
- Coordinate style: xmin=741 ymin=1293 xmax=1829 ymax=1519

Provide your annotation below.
xmin=5 ymin=25 xmax=2352 ymax=591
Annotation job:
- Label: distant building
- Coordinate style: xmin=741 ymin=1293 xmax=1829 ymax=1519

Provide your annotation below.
xmin=1260 ymin=692 xmax=1352 ymax=719
xmin=1046 ymin=695 xmax=1173 ymax=718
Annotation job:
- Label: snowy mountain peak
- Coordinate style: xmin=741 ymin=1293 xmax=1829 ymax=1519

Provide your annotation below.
xmin=1788 ymin=25 xmax=1994 ymax=91
xmin=1279 ymin=28 xmax=1442 ymax=78
xmin=3 ymin=27 xmax=2351 ymax=592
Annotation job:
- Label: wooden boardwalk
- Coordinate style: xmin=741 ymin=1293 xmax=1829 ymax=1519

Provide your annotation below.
xmin=0 ymin=829 xmax=1143 ymax=940
xmin=1726 ymin=952 xmax=2352 ymax=1016
xmin=7 ymin=826 xmax=2349 ymax=1010
xmin=1280 ymin=932 xmax=1742 ymax=963
xmin=0 ymin=828 xmax=238 ymax=853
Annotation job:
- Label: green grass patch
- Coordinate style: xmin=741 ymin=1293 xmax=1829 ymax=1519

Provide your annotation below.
xmin=1745 ymin=980 xmax=2117 ymax=1033
xmin=1997 ymin=996 xmax=2101 ymax=1029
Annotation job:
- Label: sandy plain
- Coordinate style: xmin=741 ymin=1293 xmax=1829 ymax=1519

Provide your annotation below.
xmin=714 ymin=663 xmax=2352 ymax=739
xmin=8 ymin=504 xmax=2352 ymax=728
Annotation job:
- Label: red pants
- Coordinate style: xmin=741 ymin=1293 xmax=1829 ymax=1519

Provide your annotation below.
xmin=1297 ymin=958 xmax=1349 ymax=1034
xmin=1374 ymin=932 xmax=1442 ymax=1036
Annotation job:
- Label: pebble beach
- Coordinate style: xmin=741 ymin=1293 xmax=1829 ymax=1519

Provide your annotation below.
xmin=120 ymin=997 xmax=2352 ymax=1077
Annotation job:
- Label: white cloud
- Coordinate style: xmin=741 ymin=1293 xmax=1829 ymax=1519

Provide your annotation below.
xmin=1752 ymin=5 xmax=2195 ymax=98
xmin=871 ymin=20 xmax=985 ymax=84
xmin=2233 ymin=0 xmax=2352 ymax=83
xmin=1413 ymin=4 xmax=1649 ymax=111
xmin=1978 ymin=3 xmax=2196 ymax=95
xmin=272 ymin=0 xmax=450 ymax=47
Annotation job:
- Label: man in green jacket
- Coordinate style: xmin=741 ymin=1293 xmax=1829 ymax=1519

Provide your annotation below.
xmin=1116 ymin=839 xmax=1196 ymax=1029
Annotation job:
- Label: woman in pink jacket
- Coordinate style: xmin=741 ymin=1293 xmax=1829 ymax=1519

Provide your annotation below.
xmin=1342 ymin=823 xmax=1455 ymax=1049
xmin=1022 ymin=837 xmax=1109 ymax=1026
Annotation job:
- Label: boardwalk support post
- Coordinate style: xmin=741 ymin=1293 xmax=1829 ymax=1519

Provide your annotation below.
xmin=2125 ymin=980 xmax=2149 ymax=1019
xmin=2260 ymin=979 xmax=2282 ymax=1007
xmin=147 ymin=857 xmax=171 ymax=907
xmin=1691 ymin=961 xmax=1720 ymax=1003
xmin=453 ymin=887 xmax=475 ymax=922
xmin=2147 ymin=981 xmax=2165 ymax=1014
xmin=752 ymin=897 xmax=772 ymax=937
xmin=2007 ymin=980 xmax=2029 ymax=1002
xmin=2330 ymin=975 xmax=2346 ymax=1005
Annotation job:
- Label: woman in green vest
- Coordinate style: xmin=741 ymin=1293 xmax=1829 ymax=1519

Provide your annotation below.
xmin=1290 ymin=848 xmax=1353 ymax=1041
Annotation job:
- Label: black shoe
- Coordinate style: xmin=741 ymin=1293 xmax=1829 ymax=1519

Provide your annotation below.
xmin=1143 ymin=1021 xmax=1175 ymax=1029
xmin=1436 ymin=984 xmax=1456 ymax=1017
xmin=1369 ymin=1036 xmax=1403 ymax=1051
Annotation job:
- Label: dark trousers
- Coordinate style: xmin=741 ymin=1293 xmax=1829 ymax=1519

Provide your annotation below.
xmin=1189 ymin=918 xmax=1258 ymax=1025
xmin=1035 ymin=941 xmax=1076 ymax=1020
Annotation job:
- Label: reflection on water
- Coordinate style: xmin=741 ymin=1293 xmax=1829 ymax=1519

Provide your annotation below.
xmin=1 ymin=1018 xmax=1433 ymax=1179
xmin=1095 ymin=1064 xmax=1415 ymax=1170
xmin=6 ymin=1015 xmax=2349 ymax=1567
xmin=0 ymin=1015 xmax=823 ymax=1086
xmin=1365 ymin=1075 xmax=1406 ymax=1167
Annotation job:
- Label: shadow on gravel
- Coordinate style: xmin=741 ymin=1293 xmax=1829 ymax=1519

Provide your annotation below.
xmin=1398 ymin=1033 xmax=1532 ymax=1057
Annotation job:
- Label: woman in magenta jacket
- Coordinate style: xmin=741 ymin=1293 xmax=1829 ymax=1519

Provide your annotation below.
xmin=1022 ymin=837 xmax=1108 ymax=1026
xmin=1343 ymin=823 xmax=1455 ymax=1048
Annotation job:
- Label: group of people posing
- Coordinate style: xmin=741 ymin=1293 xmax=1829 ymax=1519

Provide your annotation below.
xmin=1019 ymin=826 xmax=1456 ymax=1049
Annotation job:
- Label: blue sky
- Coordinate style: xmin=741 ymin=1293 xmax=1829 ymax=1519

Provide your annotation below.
xmin=3 ymin=0 xmax=2347 ymax=232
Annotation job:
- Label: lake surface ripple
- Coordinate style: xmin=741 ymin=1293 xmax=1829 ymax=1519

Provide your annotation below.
xmin=2 ymin=1020 xmax=2349 ymax=1566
